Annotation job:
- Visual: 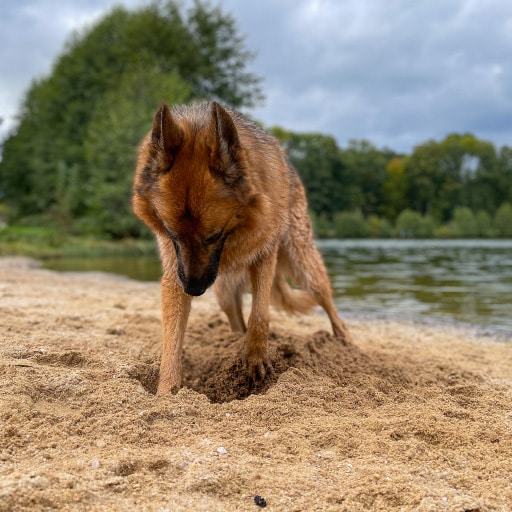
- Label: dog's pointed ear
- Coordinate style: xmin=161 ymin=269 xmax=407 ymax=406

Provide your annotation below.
xmin=210 ymin=102 xmax=245 ymax=186
xmin=212 ymin=101 xmax=241 ymax=157
xmin=151 ymin=103 xmax=183 ymax=160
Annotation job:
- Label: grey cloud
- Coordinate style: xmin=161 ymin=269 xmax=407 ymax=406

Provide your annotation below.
xmin=2 ymin=0 xmax=512 ymax=152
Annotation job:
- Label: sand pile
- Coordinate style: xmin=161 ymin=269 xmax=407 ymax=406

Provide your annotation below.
xmin=0 ymin=257 xmax=511 ymax=511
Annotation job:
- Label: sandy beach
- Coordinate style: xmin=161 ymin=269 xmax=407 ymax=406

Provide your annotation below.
xmin=0 ymin=257 xmax=511 ymax=511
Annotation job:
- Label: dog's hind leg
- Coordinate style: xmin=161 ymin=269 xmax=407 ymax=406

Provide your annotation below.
xmin=286 ymin=235 xmax=351 ymax=343
xmin=284 ymin=188 xmax=352 ymax=343
xmin=214 ymin=272 xmax=247 ymax=333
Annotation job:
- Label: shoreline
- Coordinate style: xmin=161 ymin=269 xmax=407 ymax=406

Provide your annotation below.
xmin=1 ymin=256 xmax=511 ymax=511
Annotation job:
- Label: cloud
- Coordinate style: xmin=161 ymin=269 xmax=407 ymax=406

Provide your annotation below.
xmin=2 ymin=0 xmax=512 ymax=152
xmin=226 ymin=0 xmax=512 ymax=150
xmin=0 ymin=0 xmax=139 ymax=140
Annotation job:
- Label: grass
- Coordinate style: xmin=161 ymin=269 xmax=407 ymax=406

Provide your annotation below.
xmin=0 ymin=226 xmax=158 ymax=260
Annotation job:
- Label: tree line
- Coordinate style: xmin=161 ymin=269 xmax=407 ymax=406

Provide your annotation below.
xmin=271 ymin=130 xmax=512 ymax=238
xmin=0 ymin=1 xmax=511 ymax=239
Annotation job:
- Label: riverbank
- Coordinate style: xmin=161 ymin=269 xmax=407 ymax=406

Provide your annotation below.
xmin=1 ymin=257 xmax=511 ymax=511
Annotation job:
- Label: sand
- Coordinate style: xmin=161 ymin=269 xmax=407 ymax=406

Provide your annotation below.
xmin=0 ymin=256 xmax=511 ymax=512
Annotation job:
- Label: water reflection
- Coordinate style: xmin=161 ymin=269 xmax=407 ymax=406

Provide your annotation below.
xmin=318 ymin=239 xmax=512 ymax=334
xmin=44 ymin=239 xmax=512 ymax=334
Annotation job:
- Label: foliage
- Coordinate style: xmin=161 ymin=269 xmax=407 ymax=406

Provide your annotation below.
xmin=367 ymin=215 xmax=393 ymax=238
xmin=380 ymin=157 xmax=407 ymax=221
xmin=0 ymin=225 xmax=157 ymax=258
xmin=1 ymin=2 xmax=512 ymax=240
xmin=332 ymin=210 xmax=369 ymax=238
xmin=395 ymin=210 xmax=436 ymax=238
xmin=494 ymin=202 xmax=512 ymax=237
xmin=405 ymin=134 xmax=499 ymax=222
xmin=0 ymin=0 xmax=262 ymax=234
xmin=83 ymin=69 xmax=190 ymax=238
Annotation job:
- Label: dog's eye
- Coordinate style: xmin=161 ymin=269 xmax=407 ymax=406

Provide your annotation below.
xmin=204 ymin=231 xmax=223 ymax=245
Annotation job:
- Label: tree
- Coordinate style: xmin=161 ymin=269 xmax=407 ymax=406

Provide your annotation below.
xmin=406 ymin=134 xmax=498 ymax=221
xmin=395 ymin=209 xmax=436 ymax=238
xmin=83 ymin=69 xmax=190 ymax=238
xmin=451 ymin=207 xmax=478 ymax=238
xmin=380 ymin=156 xmax=407 ymax=222
xmin=333 ymin=210 xmax=369 ymax=238
xmin=474 ymin=210 xmax=495 ymax=237
xmin=494 ymin=202 xmax=512 ymax=237
xmin=271 ymin=129 xmax=353 ymax=218
xmin=340 ymin=140 xmax=396 ymax=218
xmin=0 ymin=1 xmax=262 ymax=233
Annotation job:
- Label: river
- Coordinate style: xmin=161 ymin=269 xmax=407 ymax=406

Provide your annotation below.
xmin=44 ymin=239 xmax=512 ymax=336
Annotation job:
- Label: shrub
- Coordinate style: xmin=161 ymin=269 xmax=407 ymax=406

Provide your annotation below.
xmin=494 ymin=202 xmax=512 ymax=237
xmin=395 ymin=209 xmax=436 ymax=238
xmin=333 ymin=210 xmax=369 ymax=238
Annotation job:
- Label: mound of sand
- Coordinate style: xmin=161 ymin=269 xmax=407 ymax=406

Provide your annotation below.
xmin=0 ymin=257 xmax=511 ymax=511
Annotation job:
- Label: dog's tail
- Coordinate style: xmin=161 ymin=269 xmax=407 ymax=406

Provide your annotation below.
xmin=270 ymin=274 xmax=316 ymax=315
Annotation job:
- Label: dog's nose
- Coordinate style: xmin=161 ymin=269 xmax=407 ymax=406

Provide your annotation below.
xmin=182 ymin=276 xmax=211 ymax=296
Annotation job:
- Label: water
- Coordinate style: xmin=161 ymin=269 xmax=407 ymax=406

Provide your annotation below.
xmin=44 ymin=239 xmax=512 ymax=335
xmin=318 ymin=239 xmax=512 ymax=336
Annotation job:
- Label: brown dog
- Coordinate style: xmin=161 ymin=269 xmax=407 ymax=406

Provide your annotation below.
xmin=133 ymin=102 xmax=351 ymax=395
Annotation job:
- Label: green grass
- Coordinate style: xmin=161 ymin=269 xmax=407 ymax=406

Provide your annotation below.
xmin=0 ymin=225 xmax=158 ymax=259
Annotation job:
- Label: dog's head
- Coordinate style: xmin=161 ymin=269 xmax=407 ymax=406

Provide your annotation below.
xmin=133 ymin=102 xmax=254 ymax=296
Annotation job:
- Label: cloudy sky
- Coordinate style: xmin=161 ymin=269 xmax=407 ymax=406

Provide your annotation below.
xmin=1 ymin=0 xmax=512 ymax=152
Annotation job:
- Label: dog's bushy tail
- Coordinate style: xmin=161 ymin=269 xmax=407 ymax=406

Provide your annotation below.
xmin=270 ymin=274 xmax=316 ymax=315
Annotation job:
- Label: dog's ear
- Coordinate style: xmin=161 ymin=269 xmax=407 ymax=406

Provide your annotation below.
xmin=151 ymin=103 xmax=183 ymax=164
xmin=210 ymin=102 xmax=245 ymax=186
xmin=211 ymin=101 xmax=241 ymax=158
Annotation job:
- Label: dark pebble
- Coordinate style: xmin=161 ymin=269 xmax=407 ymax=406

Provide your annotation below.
xmin=254 ymin=495 xmax=267 ymax=508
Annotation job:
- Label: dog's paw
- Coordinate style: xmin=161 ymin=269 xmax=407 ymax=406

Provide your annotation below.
xmin=243 ymin=349 xmax=270 ymax=383
xmin=333 ymin=320 xmax=352 ymax=345
xmin=246 ymin=358 xmax=268 ymax=382
xmin=156 ymin=372 xmax=182 ymax=395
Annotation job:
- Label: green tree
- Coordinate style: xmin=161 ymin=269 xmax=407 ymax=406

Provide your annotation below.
xmin=474 ymin=210 xmax=495 ymax=237
xmin=271 ymin=130 xmax=352 ymax=218
xmin=83 ymin=69 xmax=190 ymax=237
xmin=333 ymin=210 xmax=369 ymax=238
xmin=451 ymin=207 xmax=478 ymax=237
xmin=395 ymin=209 xmax=436 ymax=238
xmin=406 ymin=134 xmax=498 ymax=221
xmin=0 ymin=1 xmax=262 ymax=232
xmin=367 ymin=215 xmax=392 ymax=238
xmin=380 ymin=156 xmax=408 ymax=222
xmin=494 ymin=202 xmax=512 ymax=237
xmin=340 ymin=140 xmax=395 ymax=218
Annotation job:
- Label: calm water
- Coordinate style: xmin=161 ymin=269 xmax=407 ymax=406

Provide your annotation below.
xmin=318 ymin=239 xmax=512 ymax=336
xmin=44 ymin=239 xmax=512 ymax=335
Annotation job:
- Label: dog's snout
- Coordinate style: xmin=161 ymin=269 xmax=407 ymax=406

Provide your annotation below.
xmin=183 ymin=278 xmax=209 ymax=297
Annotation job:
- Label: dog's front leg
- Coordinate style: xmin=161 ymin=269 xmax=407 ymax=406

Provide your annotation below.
xmin=245 ymin=247 xmax=278 ymax=381
xmin=157 ymin=275 xmax=192 ymax=395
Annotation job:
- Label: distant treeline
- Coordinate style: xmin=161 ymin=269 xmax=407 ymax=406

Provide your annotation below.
xmin=269 ymin=130 xmax=512 ymax=238
xmin=0 ymin=1 xmax=511 ymax=239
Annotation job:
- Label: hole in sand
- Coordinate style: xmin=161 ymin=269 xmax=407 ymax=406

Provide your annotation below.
xmin=129 ymin=315 xmax=413 ymax=404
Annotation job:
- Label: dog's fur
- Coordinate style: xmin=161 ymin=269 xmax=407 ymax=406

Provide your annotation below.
xmin=133 ymin=101 xmax=351 ymax=394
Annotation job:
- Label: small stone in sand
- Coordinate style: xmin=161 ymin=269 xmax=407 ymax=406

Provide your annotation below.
xmin=254 ymin=495 xmax=267 ymax=508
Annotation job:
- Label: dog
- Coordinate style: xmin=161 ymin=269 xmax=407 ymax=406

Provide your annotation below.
xmin=132 ymin=101 xmax=351 ymax=395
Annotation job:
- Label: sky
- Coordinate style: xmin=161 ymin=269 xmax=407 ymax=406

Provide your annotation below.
xmin=1 ymin=0 xmax=512 ymax=153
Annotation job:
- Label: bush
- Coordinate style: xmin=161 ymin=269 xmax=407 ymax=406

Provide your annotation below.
xmin=395 ymin=209 xmax=436 ymax=238
xmin=333 ymin=210 xmax=369 ymax=238
xmin=367 ymin=215 xmax=393 ymax=238
xmin=494 ymin=202 xmax=512 ymax=237
xmin=309 ymin=211 xmax=335 ymax=238
xmin=475 ymin=210 xmax=496 ymax=237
